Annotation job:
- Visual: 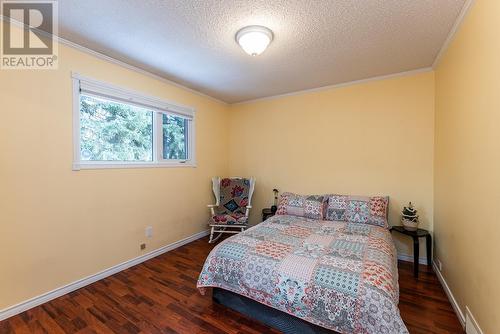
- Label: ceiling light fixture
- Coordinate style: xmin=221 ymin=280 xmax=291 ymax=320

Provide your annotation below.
xmin=236 ymin=25 xmax=273 ymax=56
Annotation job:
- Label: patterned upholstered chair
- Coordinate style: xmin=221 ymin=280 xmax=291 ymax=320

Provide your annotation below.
xmin=207 ymin=177 xmax=256 ymax=243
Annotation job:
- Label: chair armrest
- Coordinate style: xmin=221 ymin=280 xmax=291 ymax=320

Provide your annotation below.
xmin=207 ymin=204 xmax=218 ymax=216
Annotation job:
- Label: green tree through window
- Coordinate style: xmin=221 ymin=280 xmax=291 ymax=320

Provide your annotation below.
xmin=162 ymin=114 xmax=188 ymax=160
xmin=80 ymin=95 xmax=153 ymax=161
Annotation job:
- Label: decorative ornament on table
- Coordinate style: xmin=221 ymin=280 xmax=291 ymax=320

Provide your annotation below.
xmin=271 ymin=188 xmax=279 ymax=214
xmin=401 ymin=202 xmax=419 ymax=231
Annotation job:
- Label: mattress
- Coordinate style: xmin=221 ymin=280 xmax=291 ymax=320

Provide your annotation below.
xmin=197 ymin=214 xmax=408 ymax=333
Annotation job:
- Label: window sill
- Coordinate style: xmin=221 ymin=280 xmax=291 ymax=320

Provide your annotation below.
xmin=73 ymin=161 xmax=197 ymax=171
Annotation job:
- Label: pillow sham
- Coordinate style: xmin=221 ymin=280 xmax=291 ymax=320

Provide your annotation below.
xmin=324 ymin=194 xmax=389 ymax=228
xmin=276 ymin=192 xmax=324 ymax=220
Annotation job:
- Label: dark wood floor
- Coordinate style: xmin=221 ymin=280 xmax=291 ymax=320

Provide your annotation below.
xmin=0 ymin=237 xmax=464 ymax=334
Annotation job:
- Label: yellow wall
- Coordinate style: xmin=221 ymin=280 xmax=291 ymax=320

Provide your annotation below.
xmin=8 ymin=8 xmax=497 ymax=328
xmin=1 ymin=44 xmax=436 ymax=310
xmin=0 ymin=24 xmax=229 ymax=309
xmin=434 ymin=1 xmax=500 ymax=332
xmin=229 ymin=72 xmax=435 ymax=259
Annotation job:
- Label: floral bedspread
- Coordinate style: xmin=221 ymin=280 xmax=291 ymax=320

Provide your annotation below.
xmin=197 ymin=215 xmax=408 ymax=333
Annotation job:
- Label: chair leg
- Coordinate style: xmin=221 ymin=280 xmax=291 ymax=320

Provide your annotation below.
xmin=209 ymin=226 xmax=215 ymax=243
xmin=209 ymin=226 xmax=225 ymax=243
xmin=209 ymin=225 xmax=248 ymax=244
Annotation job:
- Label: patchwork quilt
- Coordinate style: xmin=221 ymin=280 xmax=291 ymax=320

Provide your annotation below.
xmin=197 ymin=215 xmax=408 ymax=334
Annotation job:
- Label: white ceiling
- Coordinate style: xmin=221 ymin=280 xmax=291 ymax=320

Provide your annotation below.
xmin=53 ymin=0 xmax=465 ymax=103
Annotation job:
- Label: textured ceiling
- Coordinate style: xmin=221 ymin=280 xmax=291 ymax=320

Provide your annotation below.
xmin=53 ymin=1 xmax=465 ymax=103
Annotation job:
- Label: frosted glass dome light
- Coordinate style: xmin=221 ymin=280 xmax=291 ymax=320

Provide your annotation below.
xmin=236 ymin=26 xmax=273 ymax=56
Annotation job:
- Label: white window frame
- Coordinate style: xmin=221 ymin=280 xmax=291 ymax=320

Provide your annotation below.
xmin=72 ymin=73 xmax=196 ymax=170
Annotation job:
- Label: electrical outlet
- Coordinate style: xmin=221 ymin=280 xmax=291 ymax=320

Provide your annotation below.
xmin=140 ymin=243 xmax=146 ymax=250
xmin=145 ymin=226 xmax=153 ymax=238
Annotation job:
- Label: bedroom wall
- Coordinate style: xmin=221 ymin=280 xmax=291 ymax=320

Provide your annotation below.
xmin=228 ymin=71 xmax=435 ymax=260
xmin=434 ymin=0 xmax=500 ymax=332
xmin=0 ymin=23 xmax=229 ymax=310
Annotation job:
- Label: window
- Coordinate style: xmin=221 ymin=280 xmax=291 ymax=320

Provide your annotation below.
xmin=80 ymin=94 xmax=154 ymax=162
xmin=162 ymin=114 xmax=188 ymax=160
xmin=72 ymin=73 xmax=196 ymax=170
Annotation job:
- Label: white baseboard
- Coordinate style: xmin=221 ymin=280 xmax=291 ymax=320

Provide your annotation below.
xmin=0 ymin=229 xmax=209 ymax=321
xmin=400 ymin=258 xmax=482 ymax=333
xmin=432 ymin=262 xmax=466 ymax=328
xmin=465 ymin=306 xmax=484 ymax=334
xmin=397 ymin=253 xmax=428 ymax=265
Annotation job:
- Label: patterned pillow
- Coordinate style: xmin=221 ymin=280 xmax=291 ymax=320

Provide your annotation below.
xmin=325 ymin=195 xmax=389 ymax=228
xmin=324 ymin=195 xmax=348 ymax=221
xmin=276 ymin=192 xmax=324 ymax=220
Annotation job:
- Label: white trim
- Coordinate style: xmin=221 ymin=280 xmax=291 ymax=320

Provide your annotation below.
xmin=432 ymin=262 xmax=466 ymax=328
xmin=397 ymin=254 xmax=428 ymax=265
xmin=0 ymin=15 xmax=227 ymax=105
xmin=75 ymin=161 xmax=197 ymax=170
xmin=232 ymin=67 xmax=433 ymax=105
xmin=465 ymin=306 xmax=484 ymax=334
xmin=72 ymin=77 xmax=81 ymax=170
xmin=432 ymin=0 xmax=475 ymax=68
xmin=153 ymin=112 xmax=161 ymax=163
xmin=188 ymin=116 xmax=197 ymax=165
xmin=72 ymin=74 xmax=196 ymax=170
xmin=0 ymin=229 xmax=209 ymax=321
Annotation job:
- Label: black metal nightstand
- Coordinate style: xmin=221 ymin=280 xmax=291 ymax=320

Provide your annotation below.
xmin=390 ymin=226 xmax=432 ymax=278
xmin=262 ymin=208 xmax=275 ymax=221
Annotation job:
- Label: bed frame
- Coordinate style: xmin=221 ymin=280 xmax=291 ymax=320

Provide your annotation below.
xmin=212 ymin=288 xmax=336 ymax=334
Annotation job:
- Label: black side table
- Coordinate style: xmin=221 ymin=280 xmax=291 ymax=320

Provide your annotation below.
xmin=390 ymin=226 xmax=432 ymax=278
xmin=262 ymin=208 xmax=275 ymax=221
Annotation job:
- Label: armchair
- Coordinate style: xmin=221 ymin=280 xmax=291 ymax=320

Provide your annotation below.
xmin=207 ymin=176 xmax=256 ymax=243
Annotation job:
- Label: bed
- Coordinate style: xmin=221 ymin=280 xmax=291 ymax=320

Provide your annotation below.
xmin=197 ymin=197 xmax=408 ymax=333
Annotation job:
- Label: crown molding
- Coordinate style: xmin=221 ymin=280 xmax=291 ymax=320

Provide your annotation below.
xmin=2 ymin=0 xmax=473 ymax=107
xmin=432 ymin=0 xmax=475 ymax=69
xmin=0 ymin=15 xmax=227 ymax=105
xmin=232 ymin=67 xmax=433 ymax=105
